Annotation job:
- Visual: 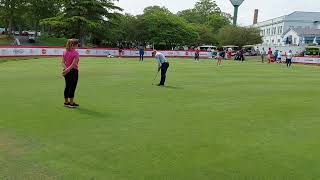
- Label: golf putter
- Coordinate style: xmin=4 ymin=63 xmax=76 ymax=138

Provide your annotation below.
xmin=152 ymin=71 xmax=160 ymax=85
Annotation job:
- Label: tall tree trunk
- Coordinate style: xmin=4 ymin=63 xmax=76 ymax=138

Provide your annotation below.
xmin=8 ymin=16 xmax=13 ymax=35
xmin=80 ymin=36 xmax=85 ymax=47
xmin=35 ymin=21 xmax=38 ymax=37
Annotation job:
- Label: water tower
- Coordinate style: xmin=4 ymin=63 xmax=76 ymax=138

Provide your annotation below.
xmin=230 ymin=0 xmax=245 ymax=26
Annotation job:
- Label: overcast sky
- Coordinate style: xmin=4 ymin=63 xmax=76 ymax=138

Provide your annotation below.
xmin=115 ymin=0 xmax=320 ymax=26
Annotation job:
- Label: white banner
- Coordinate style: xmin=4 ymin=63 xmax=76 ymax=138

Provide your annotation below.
xmin=0 ymin=46 xmax=213 ymax=58
xmin=0 ymin=47 xmax=119 ymax=57
xmin=292 ymin=56 xmax=320 ymax=64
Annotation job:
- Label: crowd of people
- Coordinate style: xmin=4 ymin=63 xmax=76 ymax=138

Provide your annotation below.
xmin=263 ymin=48 xmax=293 ymax=67
xmin=117 ymin=45 xmax=295 ymax=68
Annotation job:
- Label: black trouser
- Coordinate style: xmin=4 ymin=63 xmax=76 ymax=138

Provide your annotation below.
xmin=240 ymin=55 xmax=245 ymax=61
xmin=139 ymin=52 xmax=144 ymax=61
xmin=160 ymin=62 xmax=169 ymax=85
xmin=64 ymin=69 xmax=78 ymax=98
xmin=195 ymin=53 xmax=199 ymax=61
xmin=286 ymin=58 xmax=292 ymax=67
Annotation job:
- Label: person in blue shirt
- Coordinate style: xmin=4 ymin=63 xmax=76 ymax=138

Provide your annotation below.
xmin=139 ymin=45 xmax=145 ymax=61
xmin=152 ymin=50 xmax=170 ymax=86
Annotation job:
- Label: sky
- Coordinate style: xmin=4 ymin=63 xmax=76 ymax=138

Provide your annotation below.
xmin=115 ymin=0 xmax=320 ymax=26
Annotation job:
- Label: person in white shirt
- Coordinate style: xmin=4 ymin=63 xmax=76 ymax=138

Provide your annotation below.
xmin=277 ymin=51 xmax=282 ymax=63
xmin=286 ymin=50 xmax=293 ymax=68
xmin=152 ymin=50 xmax=170 ymax=86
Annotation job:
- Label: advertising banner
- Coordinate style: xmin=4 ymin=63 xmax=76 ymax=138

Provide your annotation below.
xmin=0 ymin=46 xmax=213 ymax=58
xmin=292 ymin=56 xmax=320 ymax=64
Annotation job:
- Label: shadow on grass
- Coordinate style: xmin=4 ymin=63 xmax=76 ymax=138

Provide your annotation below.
xmin=164 ymin=85 xmax=184 ymax=90
xmin=74 ymin=107 xmax=109 ymax=119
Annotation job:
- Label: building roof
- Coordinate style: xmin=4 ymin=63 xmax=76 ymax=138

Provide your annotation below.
xmin=254 ymin=11 xmax=320 ymax=27
xmin=285 ymin=11 xmax=320 ymax=22
xmin=285 ymin=28 xmax=320 ymax=36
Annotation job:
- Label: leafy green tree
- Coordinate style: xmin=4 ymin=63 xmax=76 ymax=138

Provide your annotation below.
xmin=177 ymin=9 xmax=204 ymax=24
xmin=103 ymin=13 xmax=138 ymax=46
xmin=135 ymin=7 xmax=198 ymax=49
xmin=143 ymin=6 xmax=172 ymax=15
xmin=178 ymin=0 xmax=223 ymax=23
xmin=217 ymin=26 xmax=262 ymax=47
xmin=0 ymin=7 xmax=5 ymax=28
xmin=0 ymin=0 xmax=27 ymax=34
xmin=194 ymin=0 xmax=221 ymax=17
xmin=195 ymin=24 xmax=216 ymax=45
xmin=41 ymin=0 xmax=122 ymax=46
xmin=177 ymin=0 xmax=230 ymax=45
xmin=206 ymin=13 xmax=230 ymax=33
xmin=25 ymin=0 xmax=62 ymax=36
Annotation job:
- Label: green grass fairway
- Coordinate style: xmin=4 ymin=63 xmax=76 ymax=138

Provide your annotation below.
xmin=36 ymin=37 xmax=68 ymax=46
xmin=1 ymin=57 xmax=320 ymax=180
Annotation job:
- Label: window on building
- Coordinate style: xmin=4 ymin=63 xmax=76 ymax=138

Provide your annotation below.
xmin=316 ymin=37 xmax=320 ymax=44
xmin=272 ymin=39 xmax=274 ymax=43
xmin=304 ymin=36 xmax=315 ymax=44
xmin=294 ymin=38 xmax=297 ymax=44
xmin=278 ymin=26 xmax=283 ymax=34
xmin=278 ymin=39 xmax=281 ymax=43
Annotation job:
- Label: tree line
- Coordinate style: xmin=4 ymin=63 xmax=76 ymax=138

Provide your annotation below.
xmin=0 ymin=0 xmax=262 ymax=48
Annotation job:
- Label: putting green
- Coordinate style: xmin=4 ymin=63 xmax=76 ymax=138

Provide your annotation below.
xmin=1 ymin=57 xmax=320 ymax=179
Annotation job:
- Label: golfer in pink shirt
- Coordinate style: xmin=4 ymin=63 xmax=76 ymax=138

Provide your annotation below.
xmin=62 ymin=39 xmax=80 ymax=108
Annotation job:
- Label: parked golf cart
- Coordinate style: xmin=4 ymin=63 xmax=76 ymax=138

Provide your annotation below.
xmin=197 ymin=45 xmax=217 ymax=51
xmin=197 ymin=45 xmax=218 ymax=58
xmin=243 ymin=45 xmax=257 ymax=56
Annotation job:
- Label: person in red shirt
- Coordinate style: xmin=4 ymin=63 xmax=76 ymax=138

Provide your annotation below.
xmin=227 ymin=48 xmax=232 ymax=59
xmin=194 ymin=48 xmax=200 ymax=62
xmin=267 ymin=48 xmax=273 ymax=63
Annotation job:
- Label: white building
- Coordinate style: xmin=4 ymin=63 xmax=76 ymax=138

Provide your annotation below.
xmin=283 ymin=28 xmax=320 ymax=46
xmin=253 ymin=11 xmax=320 ymax=46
